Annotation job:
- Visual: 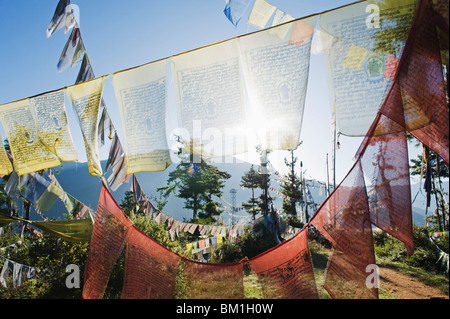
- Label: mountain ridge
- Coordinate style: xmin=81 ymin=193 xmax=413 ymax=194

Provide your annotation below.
xmin=46 ymin=160 xmax=445 ymax=226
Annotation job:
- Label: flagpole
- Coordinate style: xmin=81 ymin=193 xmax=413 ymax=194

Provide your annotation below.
xmin=326 ymin=153 xmax=330 ymax=197
xmin=331 ymin=100 xmax=337 ymax=190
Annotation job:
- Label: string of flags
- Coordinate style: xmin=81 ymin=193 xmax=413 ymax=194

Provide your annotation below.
xmin=0 ymin=258 xmax=38 ymax=289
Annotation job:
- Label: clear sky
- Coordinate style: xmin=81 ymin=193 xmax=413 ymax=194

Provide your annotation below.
xmin=0 ymin=0 xmax=421 ymax=187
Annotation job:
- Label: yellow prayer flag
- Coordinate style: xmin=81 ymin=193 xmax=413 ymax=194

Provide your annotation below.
xmin=186 ymin=243 xmax=193 ymax=250
xmin=343 ymin=44 xmax=368 ymax=70
xmin=30 ymin=90 xmax=78 ymax=162
xmin=0 ymin=132 xmax=13 ymax=176
xmin=0 ymin=99 xmax=61 ymax=176
xmin=67 ymin=77 xmax=105 ymax=176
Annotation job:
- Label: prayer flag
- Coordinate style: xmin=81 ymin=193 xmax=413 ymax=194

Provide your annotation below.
xmin=183 ymin=259 xmax=245 ymax=298
xmin=320 ymin=0 xmax=417 ymax=136
xmin=384 ymin=55 xmax=400 ymax=80
xmin=131 ymin=174 xmax=148 ymax=205
xmin=74 ymin=54 xmax=113 ymax=146
xmin=269 ymin=9 xmax=295 ymax=39
xmin=29 ymin=89 xmax=78 ymax=162
xmin=23 ymin=173 xmax=52 ymax=205
xmin=113 ymin=60 xmax=172 ymax=174
xmin=57 ymin=26 xmax=85 ymax=72
xmin=122 ymin=226 xmax=181 ymax=299
xmin=31 ymin=218 xmax=93 ymax=242
xmin=248 ymin=230 xmax=319 ymax=299
xmin=97 ymin=105 xmax=114 ymax=146
xmin=75 ymin=54 xmax=95 ymax=84
xmin=4 ymin=170 xmax=20 ymax=199
xmin=289 ymin=20 xmax=315 ymax=46
xmin=34 ymin=183 xmax=65 ymax=212
xmin=310 ymin=162 xmax=377 ymax=299
xmin=172 ymin=39 xmax=248 ymax=158
xmin=310 ymin=29 xmax=334 ymax=55
xmin=105 ymin=133 xmax=123 ymax=174
xmin=106 ymin=155 xmax=130 ymax=191
xmin=224 ymin=0 xmax=252 ymax=27
xmin=0 ymin=132 xmax=13 ymax=176
xmin=247 ymin=0 xmax=276 ymax=29
xmin=67 ymin=77 xmax=105 ymax=176
xmin=83 ymin=183 xmax=132 ymax=299
xmin=46 ymin=0 xmax=75 ymax=38
xmin=0 ymin=100 xmax=60 ymax=176
xmin=239 ymin=16 xmax=316 ymax=150
xmin=343 ymin=44 xmax=368 ymax=70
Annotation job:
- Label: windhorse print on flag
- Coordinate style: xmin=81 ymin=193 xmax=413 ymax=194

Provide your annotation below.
xmin=0 ymin=99 xmax=61 ymax=176
xmin=320 ymin=0 xmax=418 ymax=137
xmin=172 ymin=39 xmax=248 ymax=159
xmin=238 ymin=15 xmax=316 ymax=151
xmin=66 ymin=77 xmax=104 ymax=176
xmin=113 ymin=59 xmax=172 ymax=174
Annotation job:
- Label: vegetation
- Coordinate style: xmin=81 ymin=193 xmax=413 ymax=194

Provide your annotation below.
xmin=0 ymin=140 xmax=448 ymax=300
xmin=157 ymin=141 xmax=231 ymax=221
xmin=280 ymin=149 xmax=304 ymax=228
xmin=240 ymin=165 xmax=262 ymax=220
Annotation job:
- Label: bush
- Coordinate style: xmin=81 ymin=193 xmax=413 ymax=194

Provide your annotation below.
xmin=212 ymin=228 xmax=279 ymax=263
xmin=0 ymin=228 xmax=89 ymax=299
xmin=374 ymin=225 xmax=449 ymax=276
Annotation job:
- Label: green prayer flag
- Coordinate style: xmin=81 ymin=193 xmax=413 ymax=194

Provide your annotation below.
xmin=31 ymin=218 xmax=93 ymax=242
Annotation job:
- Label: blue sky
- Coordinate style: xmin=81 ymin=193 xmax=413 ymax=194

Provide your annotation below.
xmin=0 ymin=0 xmax=422 ymax=186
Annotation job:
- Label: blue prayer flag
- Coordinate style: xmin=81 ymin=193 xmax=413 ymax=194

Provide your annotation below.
xmin=23 ymin=174 xmax=52 ymax=205
xmin=223 ymin=0 xmax=252 ymax=27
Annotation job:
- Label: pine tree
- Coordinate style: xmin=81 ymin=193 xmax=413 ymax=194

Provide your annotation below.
xmin=280 ymin=150 xmax=303 ymax=227
xmin=240 ymin=165 xmax=262 ymax=220
xmin=158 ymin=139 xmax=230 ymax=222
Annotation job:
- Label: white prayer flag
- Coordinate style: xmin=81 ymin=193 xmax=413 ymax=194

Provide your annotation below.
xmin=113 ymin=60 xmax=172 ymax=174
xmin=248 ymin=0 xmax=277 ymax=29
xmin=239 ymin=16 xmax=317 ymax=151
xmin=172 ymin=39 xmax=248 ymax=158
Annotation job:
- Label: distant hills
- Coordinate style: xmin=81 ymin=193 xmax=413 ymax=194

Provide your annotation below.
xmin=42 ymin=160 xmax=446 ymax=226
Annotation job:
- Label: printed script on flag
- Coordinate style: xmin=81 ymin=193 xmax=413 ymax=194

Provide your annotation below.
xmin=113 ymin=60 xmax=172 ymax=174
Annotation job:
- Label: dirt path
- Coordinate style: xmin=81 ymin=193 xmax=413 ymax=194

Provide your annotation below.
xmin=379 ymin=266 xmax=448 ymax=299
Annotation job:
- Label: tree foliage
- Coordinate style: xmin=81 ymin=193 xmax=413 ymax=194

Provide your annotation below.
xmin=158 ymin=153 xmax=230 ymax=222
xmin=240 ymin=165 xmax=262 ymax=220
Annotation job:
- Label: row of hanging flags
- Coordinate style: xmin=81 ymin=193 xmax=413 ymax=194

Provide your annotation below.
xmin=82 ymin=0 xmax=449 ymax=299
xmin=2 ymin=0 xmax=447 ymax=180
xmin=130 ymin=174 xmax=301 ymax=242
xmin=0 ymin=0 xmax=112 ymax=245
xmin=0 ymin=0 xmax=448 ymax=299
